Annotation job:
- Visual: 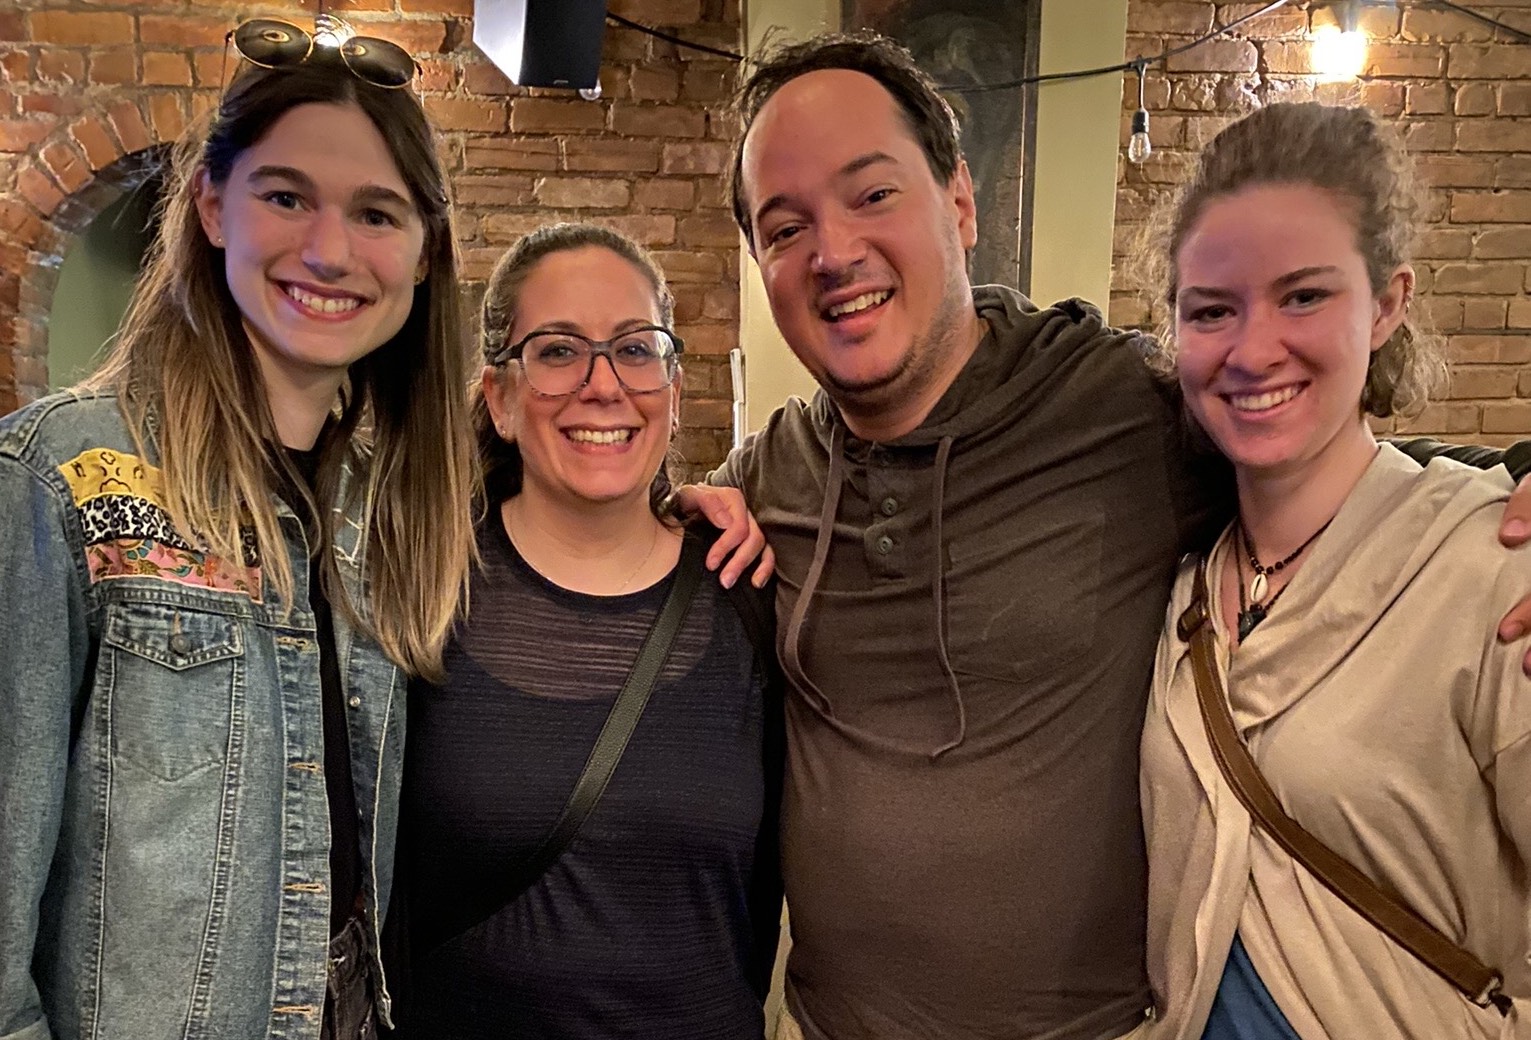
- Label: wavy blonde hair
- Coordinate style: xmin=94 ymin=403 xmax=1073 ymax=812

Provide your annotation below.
xmin=1139 ymin=101 xmax=1447 ymax=418
xmin=83 ymin=51 xmax=475 ymax=679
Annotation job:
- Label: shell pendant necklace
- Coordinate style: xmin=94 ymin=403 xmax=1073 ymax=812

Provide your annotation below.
xmin=1235 ymin=516 xmax=1332 ymax=641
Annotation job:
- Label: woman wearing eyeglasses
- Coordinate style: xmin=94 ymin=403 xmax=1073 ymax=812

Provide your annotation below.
xmin=390 ymin=223 xmax=784 ymax=1040
xmin=0 ymin=27 xmax=472 ymax=1040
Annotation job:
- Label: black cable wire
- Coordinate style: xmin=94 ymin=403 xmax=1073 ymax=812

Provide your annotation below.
xmin=605 ymin=12 xmax=744 ymax=61
xmin=1426 ymin=0 xmax=1531 ymax=42
xmin=948 ymin=0 xmax=1293 ymax=93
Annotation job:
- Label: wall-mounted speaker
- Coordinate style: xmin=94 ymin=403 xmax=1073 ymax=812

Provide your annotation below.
xmin=473 ymin=0 xmax=609 ymax=91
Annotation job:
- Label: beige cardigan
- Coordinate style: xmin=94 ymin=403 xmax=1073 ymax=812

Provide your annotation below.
xmin=1142 ymin=446 xmax=1531 ymax=1040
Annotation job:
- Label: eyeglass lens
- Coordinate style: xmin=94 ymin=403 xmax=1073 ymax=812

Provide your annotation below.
xmin=520 ymin=331 xmax=679 ymax=396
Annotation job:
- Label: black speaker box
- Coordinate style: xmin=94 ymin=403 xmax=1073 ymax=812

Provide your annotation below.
xmin=473 ymin=0 xmax=609 ymax=90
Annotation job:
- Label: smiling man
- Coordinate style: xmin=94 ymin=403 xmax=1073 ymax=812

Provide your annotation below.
xmin=707 ymin=33 xmax=1220 ymax=1040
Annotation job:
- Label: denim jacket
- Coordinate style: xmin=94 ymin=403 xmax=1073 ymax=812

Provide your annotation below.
xmin=0 ymin=392 xmax=403 ymax=1040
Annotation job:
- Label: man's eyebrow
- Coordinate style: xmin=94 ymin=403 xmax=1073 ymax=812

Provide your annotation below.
xmin=751 ymin=151 xmax=901 ymax=229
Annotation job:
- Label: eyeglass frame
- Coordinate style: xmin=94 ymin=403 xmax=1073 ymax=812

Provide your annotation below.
xmin=490 ymin=326 xmax=686 ymax=398
xmin=222 ymin=17 xmax=421 ymax=93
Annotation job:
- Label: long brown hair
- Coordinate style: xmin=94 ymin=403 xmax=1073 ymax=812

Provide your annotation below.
xmin=84 ymin=49 xmax=475 ymax=679
xmin=471 ymin=222 xmax=678 ymax=517
xmin=1141 ymin=101 xmax=1446 ymax=417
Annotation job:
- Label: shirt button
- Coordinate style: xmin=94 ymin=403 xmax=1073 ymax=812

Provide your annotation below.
xmin=347 ymin=696 xmax=362 ymax=709
xmin=169 ymin=633 xmax=192 ymax=655
xmin=875 ymin=535 xmax=893 ymax=555
xmin=880 ymin=496 xmax=898 ymax=517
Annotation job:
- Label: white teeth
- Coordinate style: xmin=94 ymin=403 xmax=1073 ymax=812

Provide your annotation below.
xmin=286 ymin=286 xmax=362 ymax=314
xmin=567 ymin=428 xmax=634 ymax=445
xmin=1229 ymin=385 xmax=1302 ymax=412
xmin=826 ymin=290 xmax=891 ymax=319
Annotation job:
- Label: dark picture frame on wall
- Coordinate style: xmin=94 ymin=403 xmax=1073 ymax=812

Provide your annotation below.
xmin=841 ymin=0 xmax=1042 ymax=293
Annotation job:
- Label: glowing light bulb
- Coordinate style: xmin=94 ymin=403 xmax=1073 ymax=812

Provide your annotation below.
xmin=1127 ymin=109 xmax=1152 ymax=165
xmin=312 ymin=13 xmax=355 ymax=49
xmin=1311 ymin=24 xmax=1367 ymax=82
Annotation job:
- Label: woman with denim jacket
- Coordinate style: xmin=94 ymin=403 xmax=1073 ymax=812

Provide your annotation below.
xmin=0 ymin=34 xmax=474 ymax=1040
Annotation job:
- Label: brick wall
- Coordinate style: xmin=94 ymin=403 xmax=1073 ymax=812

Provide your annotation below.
xmin=0 ymin=0 xmax=742 ymax=476
xmin=1109 ymin=0 xmax=1531 ymax=445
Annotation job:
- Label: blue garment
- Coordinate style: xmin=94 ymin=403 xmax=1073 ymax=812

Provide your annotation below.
xmin=0 ymin=392 xmax=404 ymax=1040
xmin=1201 ymin=933 xmax=1303 ymax=1040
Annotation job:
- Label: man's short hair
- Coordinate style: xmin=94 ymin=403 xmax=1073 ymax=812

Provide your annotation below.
xmin=728 ymin=31 xmax=964 ymax=248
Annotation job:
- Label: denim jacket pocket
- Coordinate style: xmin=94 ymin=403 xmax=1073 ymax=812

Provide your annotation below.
xmin=103 ymin=602 xmax=245 ymax=781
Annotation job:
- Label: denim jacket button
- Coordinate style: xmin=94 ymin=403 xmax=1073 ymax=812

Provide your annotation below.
xmin=169 ymin=633 xmax=192 ymax=655
xmin=347 ymin=696 xmax=361 ymax=709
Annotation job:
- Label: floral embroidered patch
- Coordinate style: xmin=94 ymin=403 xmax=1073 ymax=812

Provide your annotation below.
xmin=60 ymin=448 xmax=262 ymax=599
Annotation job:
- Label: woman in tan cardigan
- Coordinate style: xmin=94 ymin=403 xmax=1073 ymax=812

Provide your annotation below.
xmin=1139 ymin=102 xmax=1530 ymax=1039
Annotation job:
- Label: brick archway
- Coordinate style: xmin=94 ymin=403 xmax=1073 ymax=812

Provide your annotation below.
xmin=0 ymin=100 xmax=179 ymax=412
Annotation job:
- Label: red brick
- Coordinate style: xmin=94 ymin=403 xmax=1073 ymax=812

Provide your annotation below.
xmin=1165 ymin=38 xmax=1256 ymax=73
xmin=592 ymin=213 xmax=676 ymax=245
xmin=1400 ymin=118 xmax=1454 ymax=153
xmin=0 ymin=10 xmax=22 ymax=44
xmin=1395 ymin=403 xmax=1482 ymax=434
xmin=676 ymin=322 xmax=737 ymax=355
xmin=1454 ymin=82 xmax=1497 ymax=117
xmin=37 ymin=50 xmax=86 ymax=86
xmin=608 ymin=0 xmax=704 ymax=23
xmin=408 ymin=0 xmax=474 ymax=16
xmin=106 ymin=101 xmax=152 ymax=153
xmin=0 ymin=118 xmax=52 ymax=153
xmin=509 ymin=97 xmax=605 ymax=133
xmin=1502 ymin=84 xmax=1531 ymax=118
xmin=1442 ymin=365 xmax=1520 ymax=398
xmin=681 ymin=65 xmax=733 ymax=103
xmin=0 ymin=199 xmax=43 ymax=247
xmin=416 ymin=58 xmax=456 ymax=94
xmin=482 ymin=211 xmax=577 ymax=244
xmin=147 ymin=93 xmax=186 ymax=142
xmin=1400 ymin=8 xmax=1495 ymax=42
xmin=678 ymin=212 xmax=737 ymax=248
xmin=462 ymin=60 xmax=515 ymax=96
xmin=534 ymin=176 xmax=630 ymax=209
xmin=1434 ymin=262 xmax=1526 ymax=294
xmin=562 ymin=137 xmax=661 ymax=173
xmin=463 ymin=137 xmax=559 ymax=172
xmin=1405 ymin=83 xmax=1448 ymax=116
xmin=16 ymin=165 xmax=64 ymax=216
xmin=40 ymin=139 xmax=89 ymax=192
xmin=1463 ymin=299 xmax=1510 ymax=329
xmin=1511 ymin=298 xmax=1531 ymax=329
xmin=1452 ymin=192 xmax=1531 ymax=223
xmin=28 ymin=11 xmax=134 ymax=47
xmin=1415 ymin=155 xmax=1496 ymax=189
xmin=1 ymin=52 xmax=31 ymax=84
xmin=1132 ymin=3 xmax=1214 ymax=35
xmin=423 ymin=97 xmax=506 ymax=132
xmin=1421 ymin=295 xmax=1464 ymax=331
xmin=1482 ymin=401 xmax=1531 ymax=434
xmin=138 ymin=15 xmax=225 ymax=48
xmin=450 ymin=174 xmax=535 ymax=207
xmin=660 ymin=140 xmax=728 ymax=175
xmin=610 ymin=103 xmax=704 ymax=138
xmin=1358 ymin=82 xmax=1405 ymax=117
xmin=89 ymin=48 xmax=137 ymax=86
xmin=701 ymin=286 xmax=738 ymax=321
xmin=141 ymin=50 xmax=192 ymax=87
xmin=193 ymin=51 xmax=225 ymax=89
xmin=1417 ymin=228 xmax=1473 ymax=259
xmin=1364 ymin=43 xmax=1445 ymax=79
xmin=628 ymin=65 xmax=680 ymax=102
xmin=680 ymin=397 xmax=732 ymax=429
xmin=653 ymin=248 xmax=724 ymax=282
xmin=354 ymin=18 xmax=447 ymax=55
xmin=69 ymin=117 xmax=119 ymax=169
xmin=1475 ymin=228 xmax=1531 ymax=259
xmin=1457 ymin=119 xmax=1531 ymax=154
xmin=1447 ymin=44 xmax=1531 ymax=79
xmin=632 ymin=178 xmax=695 ymax=210
xmin=1497 ymin=159 xmax=1531 ymax=191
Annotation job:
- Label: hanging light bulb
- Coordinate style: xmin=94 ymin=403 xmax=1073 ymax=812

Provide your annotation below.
xmin=1126 ymin=61 xmax=1152 ymax=165
xmin=1312 ymin=1 xmax=1367 ymax=82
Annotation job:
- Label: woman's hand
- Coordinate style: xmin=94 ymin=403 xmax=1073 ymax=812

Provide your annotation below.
xmin=670 ymin=484 xmax=775 ymax=589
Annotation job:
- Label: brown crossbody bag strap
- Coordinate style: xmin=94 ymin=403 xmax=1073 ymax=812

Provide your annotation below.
xmin=1176 ymin=558 xmax=1510 ymax=1015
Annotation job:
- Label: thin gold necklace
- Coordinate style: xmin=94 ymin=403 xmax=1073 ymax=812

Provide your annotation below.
xmin=507 ymin=504 xmax=660 ymax=593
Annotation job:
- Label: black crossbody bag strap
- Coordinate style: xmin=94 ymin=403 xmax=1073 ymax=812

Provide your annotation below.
xmin=417 ymin=536 xmax=705 ymax=956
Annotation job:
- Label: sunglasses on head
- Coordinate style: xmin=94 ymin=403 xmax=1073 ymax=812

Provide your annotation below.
xmin=226 ymin=17 xmax=418 ymax=90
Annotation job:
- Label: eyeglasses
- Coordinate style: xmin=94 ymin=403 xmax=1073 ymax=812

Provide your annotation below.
xmin=226 ymin=18 xmax=418 ymax=90
xmin=493 ymin=327 xmax=685 ymax=398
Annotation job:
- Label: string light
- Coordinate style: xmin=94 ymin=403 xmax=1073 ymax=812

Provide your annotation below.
xmin=1311 ymin=0 xmax=1368 ymax=82
xmin=1127 ymin=60 xmax=1152 ymax=165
